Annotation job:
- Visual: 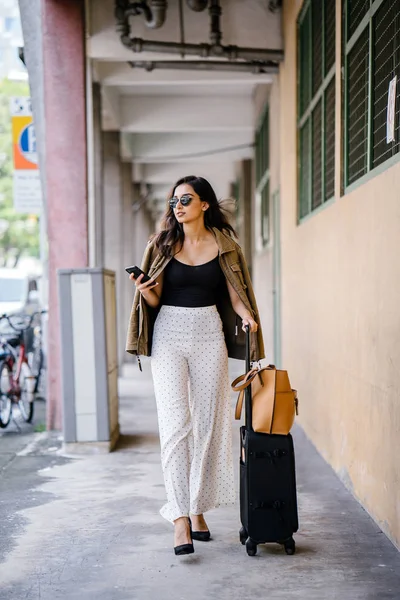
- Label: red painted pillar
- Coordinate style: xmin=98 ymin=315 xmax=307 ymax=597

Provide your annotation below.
xmin=42 ymin=0 xmax=88 ymax=429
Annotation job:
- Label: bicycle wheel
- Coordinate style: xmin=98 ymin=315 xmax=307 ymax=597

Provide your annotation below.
xmin=0 ymin=361 xmax=12 ymax=428
xmin=18 ymin=362 xmax=35 ymax=423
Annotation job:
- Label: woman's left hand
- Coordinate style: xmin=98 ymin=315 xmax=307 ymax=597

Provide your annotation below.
xmin=242 ymin=316 xmax=258 ymax=333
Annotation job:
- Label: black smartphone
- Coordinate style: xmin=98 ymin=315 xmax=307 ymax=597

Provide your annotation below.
xmin=125 ymin=265 xmax=152 ymax=283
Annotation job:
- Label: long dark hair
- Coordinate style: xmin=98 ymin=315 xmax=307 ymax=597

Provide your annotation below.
xmin=154 ymin=175 xmax=237 ymax=258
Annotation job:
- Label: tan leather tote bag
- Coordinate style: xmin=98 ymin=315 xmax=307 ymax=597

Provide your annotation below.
xmin=232 ymin=365 xmax=298 ymax=435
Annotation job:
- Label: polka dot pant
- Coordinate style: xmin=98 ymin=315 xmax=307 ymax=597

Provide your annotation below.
xmin=151 ymin=305 xmax=235 ymax=523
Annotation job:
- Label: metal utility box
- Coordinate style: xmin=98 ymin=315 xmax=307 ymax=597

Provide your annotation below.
xmin=58 ymin=268 xmax=119 ymax=451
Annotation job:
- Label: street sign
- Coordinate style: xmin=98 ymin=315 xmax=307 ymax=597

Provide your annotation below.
xmin=10 ymin=96 xmax=42 ymax=214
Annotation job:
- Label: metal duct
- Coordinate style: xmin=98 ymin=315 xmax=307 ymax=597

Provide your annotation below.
xmin=129 ymin=38 xmax=284 ymax=62
xmin=186 ymin=0 xmax=208 ymax=11
xmin=128 ymin=60 xmax=279 ymax=74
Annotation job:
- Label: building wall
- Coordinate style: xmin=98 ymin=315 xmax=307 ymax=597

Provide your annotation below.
xmin=280 ymin=0 xmax=400 ymax=548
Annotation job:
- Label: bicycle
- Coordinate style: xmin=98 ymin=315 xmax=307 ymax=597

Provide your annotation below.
xmin=27 ymin=311 xmax=47 ymax=398
xmin=0 ymin=311 xmax=46 ymax=429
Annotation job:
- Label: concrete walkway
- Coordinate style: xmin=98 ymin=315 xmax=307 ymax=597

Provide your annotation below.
xmin=1 ymin=359 xmax=400 ymax=600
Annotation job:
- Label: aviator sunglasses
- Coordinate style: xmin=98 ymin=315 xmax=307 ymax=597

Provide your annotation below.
xmin=169 ymin=194 xmax=194 ymax=209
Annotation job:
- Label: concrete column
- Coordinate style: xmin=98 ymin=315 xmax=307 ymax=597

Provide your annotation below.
xmin=102 ymin=132 xmax=126 ymax=367
xmin=88 ymin=82 xmax=104 ymax=268
xmin=121 ymin=162 xmax=134 ymax=361
xmin=20 ymin=0 xmax=88 ymax=430
xmin=133 ymin=198 xmax=154 ymax=265
xmin=122 ymin=180 xmax=156 ymax=363
xmin=46 ymin=0 xmax=88 ymax=430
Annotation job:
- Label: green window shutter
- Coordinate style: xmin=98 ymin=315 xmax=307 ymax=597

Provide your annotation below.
xmin=312 ymin=0 xmax=323 ymax=95
xmin=299 ymin=6 xmax=312 ymax=116
xmin=372 ymin=0 xmax=400 ymax=169
xmin=344 ymin=0 xmax=400 ymax=187
xmin=256 ymin=107 xmax=270 ymax=247
xmin=395 ymin=4 xmax=400 ymax=149
xmin=255 ymin=131 xmax=260 ymax=185
xmin=264 ymin=113 xmax=270 ymax=171
xmin=312 ymin=99 xmax=323 ymax=210
xmin=347 ymin=27 xmax=369 ymax=185
xmin=325 ymin=76 xmax=336 ymax=201
xmin=324 ymin=0 xmax=336 ymax=74
xmin=261 ymin=181 xmax=270 ymax=246
xmin=298 ymin=0 xmax=336 ymax=220
xmin=300 ymin=118 xmax=311 ymax=219
xmin=347 ymin=0 xmax=370 ymax=41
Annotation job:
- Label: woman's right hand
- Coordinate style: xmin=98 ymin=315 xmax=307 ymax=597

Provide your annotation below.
xmin=130 ymin=272 xmax=158 ymax=295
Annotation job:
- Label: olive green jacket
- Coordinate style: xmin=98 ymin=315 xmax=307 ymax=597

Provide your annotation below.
xmin=125 ymin=227 xmax=265 ymax=362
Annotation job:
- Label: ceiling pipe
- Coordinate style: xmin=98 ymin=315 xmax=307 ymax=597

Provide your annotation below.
xmin=186 ymin=0 xmax=208 ymax=10
xmin=115 ymin=0 xmax=284 ymax=64
xmin=145 ymin=0 xmax=168 ymax=28
xmin=209 ymin=0 xmax=222 ymax=47
xmin=128 ymin=38 xmax=283 ymax=62
xmin=115 ymin=0 xmax=167 ymax=30
xmin=128 ymin=60 xmax=279 ymax=74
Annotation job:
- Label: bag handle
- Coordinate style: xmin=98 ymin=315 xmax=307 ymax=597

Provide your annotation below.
xmin=231 ymin=368 xmax=259 ymax=392
xmin=234 ymin=365 xmax=278 ymax=423
xmin=231 ymin=365 xmax=277 ymax=392
xmin=234 ymin=368 xmax=268 ymax=421
xmin=235 ymin=389 xmax=245 ymax=421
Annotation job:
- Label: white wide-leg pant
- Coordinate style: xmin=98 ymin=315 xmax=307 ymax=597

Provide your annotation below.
xmin=151 ymin=305 xmax=235 ymax=523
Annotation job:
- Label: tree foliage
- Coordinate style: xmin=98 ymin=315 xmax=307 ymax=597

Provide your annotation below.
xmin=0 ymin=78 xmax=40 ymax=268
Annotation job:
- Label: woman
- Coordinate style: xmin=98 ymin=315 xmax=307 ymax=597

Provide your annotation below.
xmin=126 ymin=176 xmax=264 ymax=555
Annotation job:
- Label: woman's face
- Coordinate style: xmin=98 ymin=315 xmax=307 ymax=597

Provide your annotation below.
xmin=170 ymin=183 xmax=209 ymax=224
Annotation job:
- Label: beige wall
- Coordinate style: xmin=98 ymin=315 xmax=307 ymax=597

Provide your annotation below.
xmin=279 ymin=0 xmax=400 ymax=548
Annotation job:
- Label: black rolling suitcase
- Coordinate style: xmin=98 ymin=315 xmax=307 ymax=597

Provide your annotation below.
xmin=238 ymin=327 xmax=299 ymax=556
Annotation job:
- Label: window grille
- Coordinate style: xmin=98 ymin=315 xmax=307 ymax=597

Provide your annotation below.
xmin=347 ymin=28 xmax=369 ymax=184
xmin=298 ymin=0 xmax=336 ymax=220
xmin=299 ymin=119 xmax=311 ymax=219
xmin=255 ymin=107 xmax=270 ymax=246
xmin=325 ymin=77 xmax=336 ymax=200
xmin=347 ymin=0 xmax=370 ymax=40
xmin=344 ymin=0 xmax=400 ymax=186
xmin=261 ymin=182 xmax=270 ymax=247
xmin=312 ymin=100 xmax=323 ymax=210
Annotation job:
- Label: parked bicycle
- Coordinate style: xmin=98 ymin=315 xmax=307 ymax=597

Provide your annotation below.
xmin=0 ymin=310 xmax=46 ymax=428
xmin=27 ymin=313 xmax=46 ymax=399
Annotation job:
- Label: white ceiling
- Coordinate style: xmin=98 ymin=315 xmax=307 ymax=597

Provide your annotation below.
xmin=89 ymin=0 xmax=281 ymax=209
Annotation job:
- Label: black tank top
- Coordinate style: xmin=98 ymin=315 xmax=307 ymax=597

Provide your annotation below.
xmin=161 ymin=255 xmax=223 ymax=307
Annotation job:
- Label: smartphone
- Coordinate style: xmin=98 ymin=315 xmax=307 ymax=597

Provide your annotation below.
xmin=125 ymin=265 xmax=152 ymax=284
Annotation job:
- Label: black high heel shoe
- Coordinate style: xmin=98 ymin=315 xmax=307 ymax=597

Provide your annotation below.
xmin=189 ymin=518 xmax=211 ymax=542
xmin=174 ymin=518 xmax=194 ymax=556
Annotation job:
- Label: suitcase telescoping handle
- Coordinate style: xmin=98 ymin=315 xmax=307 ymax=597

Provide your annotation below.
xmin=244 ymin=325 xmax=252 ymax=431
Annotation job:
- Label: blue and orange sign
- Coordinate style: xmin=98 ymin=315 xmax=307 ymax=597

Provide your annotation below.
xmin=11 ymin=97 xmax=38 ymax=171
xmin=10 ymin=97 xmax=42 ymax=214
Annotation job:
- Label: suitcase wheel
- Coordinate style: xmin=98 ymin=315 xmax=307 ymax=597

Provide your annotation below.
xmin=239 ymin=527 xmax=247 ymax=545
xmin=283 ymin=537 xmax=296 ymax=555
xmin=245 ymin=538 xmax=258 ymax=557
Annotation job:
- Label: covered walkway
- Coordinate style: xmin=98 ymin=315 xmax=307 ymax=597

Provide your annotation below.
xmin=1 ymin=361 xmax=399 ymax=600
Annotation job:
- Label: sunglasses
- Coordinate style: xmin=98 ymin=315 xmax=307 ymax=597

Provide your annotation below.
xmin=169 ymin=194 xmax=194 ymax=209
